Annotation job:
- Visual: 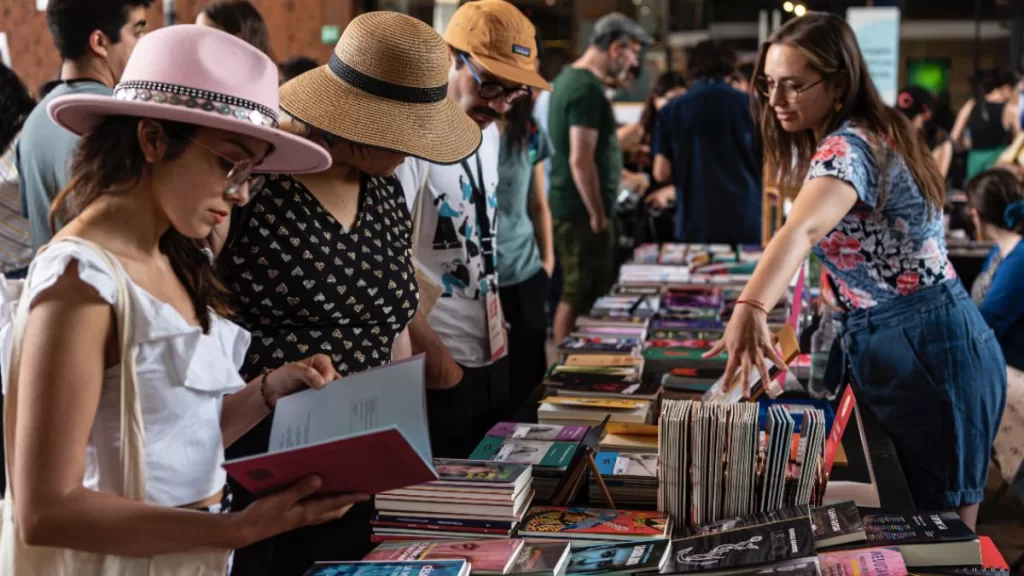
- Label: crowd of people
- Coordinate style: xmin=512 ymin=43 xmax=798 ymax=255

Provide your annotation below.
xmin=0 ymin=0 xmax=1020 ymax=574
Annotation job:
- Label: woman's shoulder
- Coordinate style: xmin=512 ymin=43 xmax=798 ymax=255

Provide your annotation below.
xmin=24 ymin=239 xmax=120 ymax=307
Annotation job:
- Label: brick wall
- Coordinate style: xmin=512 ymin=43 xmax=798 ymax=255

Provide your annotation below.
xmin=2 ymin=0 xmax=356 ymax=96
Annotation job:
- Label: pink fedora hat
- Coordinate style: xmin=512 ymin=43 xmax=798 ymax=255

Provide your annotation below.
xmin=48 ymin=25 xmax=330 ymax=174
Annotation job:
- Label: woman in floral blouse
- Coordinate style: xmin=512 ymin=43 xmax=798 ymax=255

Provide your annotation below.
xmin=707 ymin=13 xmax=1006 ymax=530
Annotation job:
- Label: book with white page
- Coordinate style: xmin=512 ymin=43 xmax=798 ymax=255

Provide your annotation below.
xmin=224 ymin=355 xmax=437 ymax=496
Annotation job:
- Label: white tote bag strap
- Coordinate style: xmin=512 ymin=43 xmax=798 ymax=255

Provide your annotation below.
xmin=2 ymin=238 xmax=145 ymax=503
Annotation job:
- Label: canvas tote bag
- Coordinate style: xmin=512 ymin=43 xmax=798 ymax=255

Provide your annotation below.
xmin=0 ymin=238 xmax=229 ymax=575
xmin=411 ymin=165 xmax=444 ymax=319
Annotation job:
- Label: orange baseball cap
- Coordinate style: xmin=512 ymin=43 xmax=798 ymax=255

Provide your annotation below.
xmin=444 ymin=0 xmax=552 ymax=91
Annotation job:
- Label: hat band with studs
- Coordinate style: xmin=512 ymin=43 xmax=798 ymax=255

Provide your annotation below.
xmin=328 ymin=53 xmax=447 ymax=104
xmin=113 ymin=80 xmax=279 ymax=128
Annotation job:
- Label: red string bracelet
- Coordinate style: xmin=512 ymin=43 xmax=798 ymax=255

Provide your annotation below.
xmin=735 ymin=300 xmax=769 ymax=315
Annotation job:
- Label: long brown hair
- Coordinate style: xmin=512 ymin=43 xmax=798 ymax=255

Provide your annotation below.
xmin=753 ymin=13 xmax=944 ymax=211
xmin=50 ymin=116 xmax=231 ymax=332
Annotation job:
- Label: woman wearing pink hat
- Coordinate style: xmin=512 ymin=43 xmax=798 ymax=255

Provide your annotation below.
xmin=0 ymin=25 xmax=364 ymax=573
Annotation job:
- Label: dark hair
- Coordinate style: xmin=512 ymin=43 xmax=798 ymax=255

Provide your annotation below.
xmin=753 ymin=13 xmax=944 ymax=211
xmin=50 ymin=117 xmax=230 ymax=332
xmin=504 ymin=97 xmax=535 ymax=157
xmin=640 ymin=71 xmax=687 ymax=138
xmin=280 ymin=56 xmax=318 ymax=83
xmin=0 ymin=64 xmax=35 ymax=153
xmin=199 ymin=0 xmax=272 ymax=58
xmin=594 ymin=32 xmax=631 ymax=51
xmin=896 ymin=85 xmax=934 ymax=121
xmin=967 ymin=168 xmax=1024 ymax=234
xmin=688 ymin=40 xmax=737 ymax=81
xmin=46 ymin=0 xmax=153 ymax=61
xmin=973 ymin=68 xmax=1015 ymax=95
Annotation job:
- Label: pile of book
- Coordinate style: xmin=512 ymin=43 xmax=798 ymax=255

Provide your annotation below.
xmin=517 ymin=506 xmax=673 ymax=542
xmin=659 ymin=399 xmax=827 ymax=528
xmin=539 ymin=353 xmax=657 ymax=428
xmin=468 ymin=423 xmax=584 ymax=503
xmin=371 ymin=459 xmax=533 ymax=542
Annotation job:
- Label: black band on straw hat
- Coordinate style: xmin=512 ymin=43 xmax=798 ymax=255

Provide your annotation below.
xmin=329 ymin=53 xmax=448 ymax=104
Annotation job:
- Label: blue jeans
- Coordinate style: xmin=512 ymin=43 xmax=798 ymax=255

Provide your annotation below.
xmin=829 ymin=279 xmax=1006 ymax=509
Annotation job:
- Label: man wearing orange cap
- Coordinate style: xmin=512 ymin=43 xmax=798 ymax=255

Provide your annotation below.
xmin=396 ymin=0 xmax=552 ymax=459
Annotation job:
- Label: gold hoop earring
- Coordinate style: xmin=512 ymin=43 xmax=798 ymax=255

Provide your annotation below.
xmin=833 ymin=101 xmax=842 ymax=112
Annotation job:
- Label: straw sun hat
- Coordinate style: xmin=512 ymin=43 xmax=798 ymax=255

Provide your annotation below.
xmin=48 ymin=25 xmax=331 ymax=174
xmin=280 ymin=11 xmax=481 ymax=165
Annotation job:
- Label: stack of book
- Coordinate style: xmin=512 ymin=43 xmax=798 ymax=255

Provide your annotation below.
xmin=589 ymin=450 xmax=659 ymax=508
xmin=517 ymin=506 xmax=673 ymax=542
xmin=308 ymin=541 xmax=575 ymax=576
xmin=659 ymin=399 xmax=827 ymax=528
xmin=371 ymin=459 xmax=533 ymax=542
xmin=363 ymin=540 xmax=528 ymax=575
xmin=540 ymin=352 xmax=657 ymax=428
xmin=468 ymin=424 xmax=584 ymax=503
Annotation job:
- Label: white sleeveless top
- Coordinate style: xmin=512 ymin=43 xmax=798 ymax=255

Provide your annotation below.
xmin=0 ymin=241 xmax=251 ymax=507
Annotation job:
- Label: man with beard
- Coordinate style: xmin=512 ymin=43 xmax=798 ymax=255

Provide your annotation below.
xmin=547 ymin=13 xmax=652 ymax=344
xmin=394 ymin=0 xmax=551 ymax=458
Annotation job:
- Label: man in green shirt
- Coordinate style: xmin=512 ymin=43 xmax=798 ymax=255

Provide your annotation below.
xmin=548 ymin=13 xmax=651 ymax=342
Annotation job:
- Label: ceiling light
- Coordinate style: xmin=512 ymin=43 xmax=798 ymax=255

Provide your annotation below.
xmin=794 ymin=4 xmax=807 ymax=16
xmin=783 ymin=1 xmax=794 ymax=12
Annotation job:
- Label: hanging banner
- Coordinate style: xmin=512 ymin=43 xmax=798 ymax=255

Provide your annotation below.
xmin=846 ymin=6 xmax=901 ymax=106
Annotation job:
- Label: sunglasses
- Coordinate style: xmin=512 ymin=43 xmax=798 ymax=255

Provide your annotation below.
xmin=185 ymin=136 xmax=265 ymax=197
xmin=460 ymin=54 xmax=531 ymax=105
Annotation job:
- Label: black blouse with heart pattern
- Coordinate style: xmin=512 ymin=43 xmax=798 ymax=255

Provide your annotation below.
xmin=219 ymin=172 xmax=419 ymax=386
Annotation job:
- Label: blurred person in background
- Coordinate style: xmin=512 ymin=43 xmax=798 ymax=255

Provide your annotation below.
xmin=17 ymin=0 xmax=152 ymax=252
xmin=729 ymin=61 xmax=755 ymax=93
xmin=967 ymin=169 xmax=1024 ymax=370
xmin=0 ymin=64 xmax=36 ymax=278
xmin=638 ymin=70 xmax=686 ymax=219
xmin=951 ymin=68 xmax=1018 ymax=181
xmin=496 ymin=92 xmax=555 ymax=410
xmin=897 ymin=85 xmax=953 ymax=178
xmin=547 ymin=12 xmax=651 ymax=344
xmin=279 ymin=56 xmax=318 ymax=84
xmin=653 ymin=39 xmax=762 ymax=244
xmin=196 ymin=0 xmax=272 ymax=58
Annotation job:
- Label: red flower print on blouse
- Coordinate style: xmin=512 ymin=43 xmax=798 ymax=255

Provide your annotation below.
xmin=820 ymin=231 xmax=865 ymax=271
xmin=812 ymin=135 xmax=851 ymax=163
xmin=897 ymin=271 xmax=920 ymax=295
xmin=837 ymin=278 xmax=864 ymax=308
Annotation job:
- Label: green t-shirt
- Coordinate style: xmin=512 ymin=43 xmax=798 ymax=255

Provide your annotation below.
xmin=547 ymin=67 xmax=622 ymax=222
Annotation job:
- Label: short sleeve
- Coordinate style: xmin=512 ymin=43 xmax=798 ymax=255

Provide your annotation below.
xmin=534 ymin=125 xmax=552 ymax=165
xmin=980 ymin=248 xmax=1024 ymax=338
xmin=565 ymin=84 xmax=608 ymax=130
xmin=24 ymin=241 xmax=118 ymax=307
xmin=393 ymin=157 xmax=424 ymax=212
xmin=806 ymin=130 xmax=878 ymax=208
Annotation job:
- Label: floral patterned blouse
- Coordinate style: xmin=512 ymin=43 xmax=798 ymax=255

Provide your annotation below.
xmin=807 ymin=121 xmax=956 ymax=309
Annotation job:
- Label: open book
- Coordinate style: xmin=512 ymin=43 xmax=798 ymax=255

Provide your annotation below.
xmin=224 ymin=355 xmax=437 ymax=496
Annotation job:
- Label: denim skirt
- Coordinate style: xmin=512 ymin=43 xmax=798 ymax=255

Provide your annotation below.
xmin=828 ymin=279 xmax=1007 ymax=509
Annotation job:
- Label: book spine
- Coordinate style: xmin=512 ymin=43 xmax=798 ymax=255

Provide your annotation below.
xmin=372 ymin=515 xmax=514 ymax=531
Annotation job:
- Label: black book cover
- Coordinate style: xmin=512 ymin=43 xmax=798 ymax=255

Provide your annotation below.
xmin=678 ymin=506 xmax=811 ymax=539
xmin=547 ymin=372 xmax=659 ymax=397
xmin=568 ymin=540 xmax=670 ymax=574
xmin=663 ymin=516 xmax=816 ymax=575
xmin=864 ymin=512 xmax=976 ymax=545
xmin=811 ymin=501 xmax=864 ymax=543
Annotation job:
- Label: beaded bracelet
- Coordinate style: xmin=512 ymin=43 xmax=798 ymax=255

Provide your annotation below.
xmin=260 ymin=368 xmax=275 ymax=410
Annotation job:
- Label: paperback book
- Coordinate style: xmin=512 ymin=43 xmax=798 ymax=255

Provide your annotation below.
xmin=862 ymin=512 xmax=981 ymax=568
xmin=566 ymin=540 xmax=672 ymax=575
xmin=518 ymin=506 xmax=672 ymax=541
xmin=661 ymin=516 xmax=816 ymax=575
xmin=303 ymin=560 xmax=470 ymax=576
xmin=819 ymin=546 xmax=908 ymax=576
xmin=507 ymin=542 xmax=572 ymax=576
xmin=364 ymin=540 xmax=524 ymax=575
xmin=811 ymin=501 xmax=865 ymax=549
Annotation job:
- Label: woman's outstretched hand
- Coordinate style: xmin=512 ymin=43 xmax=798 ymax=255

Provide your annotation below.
xmin=703 ymin=302 xmax=786 ymax=398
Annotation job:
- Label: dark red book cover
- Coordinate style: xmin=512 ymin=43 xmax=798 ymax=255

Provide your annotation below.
xmin=224 ymin=428 xmax=437 ymax=496
xmin=825 ymin=385 xmax=857 ymax=478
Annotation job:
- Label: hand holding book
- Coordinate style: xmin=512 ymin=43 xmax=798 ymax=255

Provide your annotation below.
xmin=703 ymin=302 xmax=787 ymax=399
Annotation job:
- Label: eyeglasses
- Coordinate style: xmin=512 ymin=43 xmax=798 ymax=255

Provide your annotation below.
xmin=185 ymin=136 xmax=264 ymax=197
xmin=755 ymin=75 xmax=828 ymax=102
xmin=460 ymin=54 xmax=532 ymax=105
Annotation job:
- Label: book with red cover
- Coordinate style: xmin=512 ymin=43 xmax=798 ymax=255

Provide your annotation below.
xmin=364 ymin=539 xmax=525 ymax=575
xmin=516 ymin=506 xmax=671 ymax=541
xmin=819 ymin=546 xmax=909 ymax=576
xmin=224 ymin=427 xmax=436 ymax=496
xmin=979 ymin=536 xmax=1009 ymax=570
xmin=825 ymin=385 xmax=857 ymax=478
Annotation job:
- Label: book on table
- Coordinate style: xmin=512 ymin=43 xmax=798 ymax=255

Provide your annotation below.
xmin=861 ymin=512 xmax=981 ymax=568
xmin=223 ymin=355 xmax=435 ymax=497
xmin=818 ymin=546 xmax=909 ymax=576
xmin=566 ymin=540 xmax=673 ymax=575
xmin=810 ymin=500 xmax=865 ymax=549
xmin=507 ymin=542 xmax=571 ymax=576
xmin=363 ymin=540 xmax=525 ymax=575
xmin=516 ymin=506 xmax=672 ymax=541
xmin=303 ymin=560 xmax=470 ymax=576
xmin=660 ymin=515 xmax=816 ymax=575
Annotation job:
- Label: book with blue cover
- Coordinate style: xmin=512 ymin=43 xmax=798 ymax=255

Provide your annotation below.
xmin=304 ymin=560 xmax=470 ymax=576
